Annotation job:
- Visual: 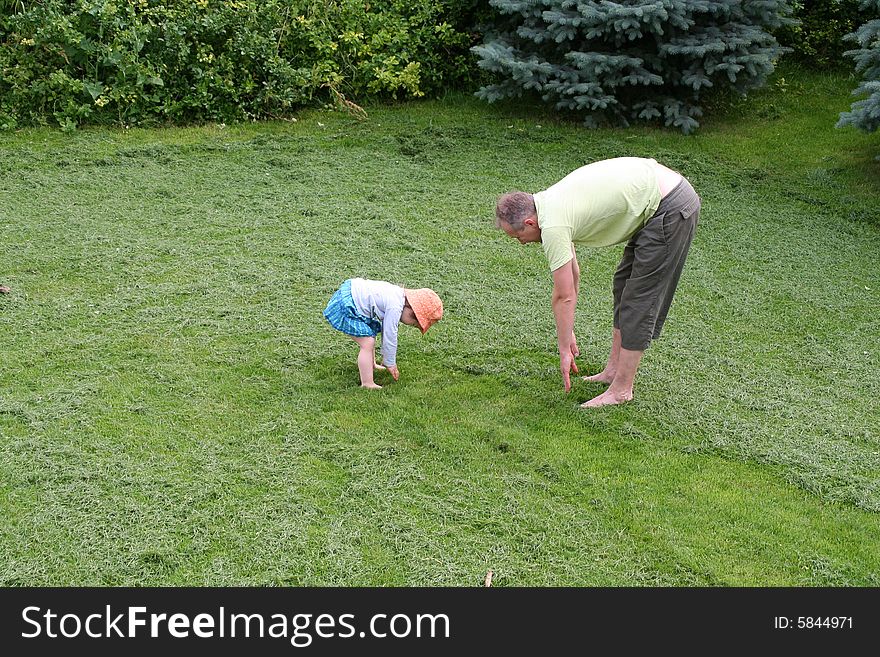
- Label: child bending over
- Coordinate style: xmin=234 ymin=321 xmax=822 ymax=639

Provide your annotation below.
xmin=323 ymin=278 xmax=443 ymax=388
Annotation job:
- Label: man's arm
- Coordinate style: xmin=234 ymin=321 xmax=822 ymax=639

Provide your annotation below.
xmin=569 ymin=244 xmax=580 ymax=358
xmin=552 ymin=255 xmax=579 ymax=392
xmin=570 ymin=244 xmax=580 ymax=296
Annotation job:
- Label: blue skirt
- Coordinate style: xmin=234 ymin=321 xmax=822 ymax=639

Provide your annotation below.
xmin=323 ymin=279 xmax=382 ymax=337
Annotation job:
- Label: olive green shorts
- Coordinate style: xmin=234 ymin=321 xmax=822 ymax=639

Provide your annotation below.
xmin=613 ymin=178 xmax=700 ymax=351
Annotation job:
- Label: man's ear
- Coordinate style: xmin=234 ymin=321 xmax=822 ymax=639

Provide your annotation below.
xmin=524 ymin=216 xmax=538 ymax=227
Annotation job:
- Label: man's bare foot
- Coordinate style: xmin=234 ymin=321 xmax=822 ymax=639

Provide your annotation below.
xmin=580 ymin=389 xmax=632 ymax=408
xmin=583 ymin=371 xmax=615 ymax=384
xmin=361 ymin=383 xmax=382 ymax=390
xmin=374 ymin=363 xmax=386 ymax=371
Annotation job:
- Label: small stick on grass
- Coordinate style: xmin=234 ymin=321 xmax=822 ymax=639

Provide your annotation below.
xmin=484 ymin=570 xmax=493 ymax=587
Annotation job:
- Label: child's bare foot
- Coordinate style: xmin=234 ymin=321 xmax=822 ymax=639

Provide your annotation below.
xmin=361 ymin=382 xmax=382 ymax=390
xmin=580 ymin=389 xmax=632 ymax=408
xmin=583 ymin=370 xmax=615 ymax=384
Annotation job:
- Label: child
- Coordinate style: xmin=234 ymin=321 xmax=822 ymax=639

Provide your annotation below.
xmin=323 ymin=278 xmax=443 ymax=389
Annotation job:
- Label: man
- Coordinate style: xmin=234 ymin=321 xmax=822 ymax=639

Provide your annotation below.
xmin=495 ymin=157 xmax=700 ymax=408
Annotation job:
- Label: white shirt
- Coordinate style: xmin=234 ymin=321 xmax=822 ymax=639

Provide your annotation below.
xmin=349 ymin=278 xmax=405 ymax=366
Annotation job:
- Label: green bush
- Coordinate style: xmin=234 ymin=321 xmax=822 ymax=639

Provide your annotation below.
xmin=776 ymin=0 xmax=874 ymax=68
xmin=0 ymin=0 xmax=484 ymax=129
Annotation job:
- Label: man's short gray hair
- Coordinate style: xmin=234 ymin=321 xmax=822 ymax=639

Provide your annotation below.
xmin=495 ymin=191 xmax=536 ymax=230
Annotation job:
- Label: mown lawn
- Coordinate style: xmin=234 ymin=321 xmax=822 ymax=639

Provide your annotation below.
xmin=1 ymin=66 xmax=878 ymax=585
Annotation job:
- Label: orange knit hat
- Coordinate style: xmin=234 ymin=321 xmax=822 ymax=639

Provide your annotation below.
xmin=404 ymin=287 xmax=443 ymax=333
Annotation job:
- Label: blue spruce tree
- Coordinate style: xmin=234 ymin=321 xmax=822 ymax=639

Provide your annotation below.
xmin=837 ymin=0 xmax=880 ymax=139
xmin=472 ymin=0 xmax=793 ymax=133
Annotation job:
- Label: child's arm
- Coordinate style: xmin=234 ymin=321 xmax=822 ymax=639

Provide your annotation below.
xmin=380 ymin=304 xmax=403 ymax=380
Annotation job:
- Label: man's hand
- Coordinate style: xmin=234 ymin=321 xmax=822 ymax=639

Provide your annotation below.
xmin=385 ymin=364 xmax=400 ymax=381
xmin=559 ymin=349 xmax=579 ymax=393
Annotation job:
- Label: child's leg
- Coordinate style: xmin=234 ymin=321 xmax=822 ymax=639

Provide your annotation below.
xmin=352 ymin=336 xmax=381 ymax=389
xmin=372 ymin=342 xmax=386 ymax=370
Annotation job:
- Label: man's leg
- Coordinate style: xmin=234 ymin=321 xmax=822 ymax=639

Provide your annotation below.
xmin=585 ymin=240 xmax=635 ymax=384
xmin=581 ymin=179 xmax=699 ymax=409
xmin=581 ymin=347 xmax=643 ymax=407
xmin=583 ymin=328 xmax=622 ymax=384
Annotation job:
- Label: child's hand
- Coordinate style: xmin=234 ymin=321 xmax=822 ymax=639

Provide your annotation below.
xmin=386 ymin=364 xmax=400 ymax=381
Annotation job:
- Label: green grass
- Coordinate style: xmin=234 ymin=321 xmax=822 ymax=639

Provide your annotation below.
xmin=1 ymin=66 xmax=879 ymax=585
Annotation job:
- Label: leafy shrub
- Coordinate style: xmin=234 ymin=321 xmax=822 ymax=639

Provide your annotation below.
xmin=0 ymin=0 xmax=484 ymax=129
xmin=776 ymin=0 xmax=874 ymax=69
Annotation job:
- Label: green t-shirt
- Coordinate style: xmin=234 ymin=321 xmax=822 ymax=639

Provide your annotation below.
xmin=534 ymin=157 xmax=662 ymax=271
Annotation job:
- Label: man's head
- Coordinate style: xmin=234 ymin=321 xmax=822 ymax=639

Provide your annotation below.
xmin=495 ymin=191 xmax=541 ymax=244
